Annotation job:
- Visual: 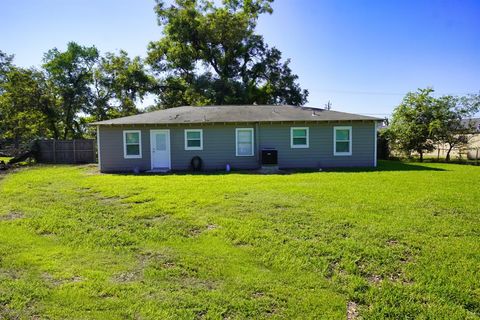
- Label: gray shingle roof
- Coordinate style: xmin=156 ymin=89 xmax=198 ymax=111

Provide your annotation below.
xmin=92 ymin=105 xmax=382 ymax=125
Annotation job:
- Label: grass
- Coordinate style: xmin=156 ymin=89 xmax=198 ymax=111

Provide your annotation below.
xmin=0 ymin=161 xmax=479 ymax=319
xmin=0 ymin=157 xmax=12 ymax=163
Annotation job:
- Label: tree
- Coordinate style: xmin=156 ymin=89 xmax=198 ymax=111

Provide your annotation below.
xmin=0 ymin=51 xmax=14 ymax=97
xmin=43 ymin=42 xmax=99 ymax=139
xmin=0 ymin=66 xmax=59 ymax=148
xmin=387 ymin=88 xmax=437 ymax=161
xmin=431 ymin=94 xmax=480 ymax=161
xmin=89 ymin=50 xmax=156 ymax=121
xmin=147 ymin=0 xmax=308 ymax=108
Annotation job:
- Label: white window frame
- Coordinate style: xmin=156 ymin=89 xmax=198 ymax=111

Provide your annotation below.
xmin=235 ymin=128 xmax=254 ymax=157
xmin=184 ymin=129 xmax=203 ymax=151
xmin=334 ymin=126 xmax=352 ymax=156
xmin=123 ymin=130 xmax=142 ymax=159
xmin=290 ymin=127 xmax=309 ymax=148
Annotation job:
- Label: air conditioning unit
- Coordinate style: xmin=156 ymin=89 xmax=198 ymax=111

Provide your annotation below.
xmin=261 ymin=149 xmax=278 ymax=165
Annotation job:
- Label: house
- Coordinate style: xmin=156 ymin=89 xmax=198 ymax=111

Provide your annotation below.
xmin=93 ymin=105 xmax=381 ymax=172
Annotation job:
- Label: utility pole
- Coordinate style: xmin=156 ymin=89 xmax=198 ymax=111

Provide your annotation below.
xmin=325 ymin=100 xmax=332 ymax=110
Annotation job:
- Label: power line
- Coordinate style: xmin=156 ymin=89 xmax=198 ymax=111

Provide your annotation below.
xmin=312 ymin=89 xmax=477 ymax=96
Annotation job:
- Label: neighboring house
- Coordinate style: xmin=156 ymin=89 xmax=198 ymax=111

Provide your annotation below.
xmin=93 ymin=105 xmax=381 ymax=172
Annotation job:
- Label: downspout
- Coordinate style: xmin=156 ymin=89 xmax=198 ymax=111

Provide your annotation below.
xmin=97 ymin=125 xmax=102 ymax=171
xmin=373 ymin=121 xmax=378 ymax=167
xmin=256 ymin=122 xmax=260 ymax=167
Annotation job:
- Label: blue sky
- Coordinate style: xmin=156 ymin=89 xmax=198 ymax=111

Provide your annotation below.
xmin=1 ymin=0 xmax=479 ymax=117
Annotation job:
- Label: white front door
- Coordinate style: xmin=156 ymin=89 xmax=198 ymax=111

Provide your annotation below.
xmin=150 ymin=130 xmax=171 ymax=169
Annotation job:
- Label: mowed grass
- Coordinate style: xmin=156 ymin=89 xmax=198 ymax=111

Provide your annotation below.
xmin=0 ymin=162 xmax=479 ymax=319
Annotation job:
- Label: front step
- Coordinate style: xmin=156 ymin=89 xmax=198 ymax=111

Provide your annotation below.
xmin=146 ymin=168 xmax=170 ymax=173
xmin=258 ymin=165 xmax=280 ymax=173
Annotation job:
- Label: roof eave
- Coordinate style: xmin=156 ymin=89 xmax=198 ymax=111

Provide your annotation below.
xmin=91 ymin=118 xmax=382 ymax=126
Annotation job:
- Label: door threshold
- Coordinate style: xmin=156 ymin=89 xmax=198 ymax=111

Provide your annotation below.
xmin=147 ymin=168 xmax=171 ymax=173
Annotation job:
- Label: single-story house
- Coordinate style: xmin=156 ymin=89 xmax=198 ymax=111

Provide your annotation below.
xmin=93 ymin=105 xmax=381 ymax=172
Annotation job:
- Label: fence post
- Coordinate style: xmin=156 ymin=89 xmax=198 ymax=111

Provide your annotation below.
xmin=92 ymin=140 xmax=96 ymax=163
xmin=52 ymin=140 xmax=56 ymax=163
xmin=73 ymin=139 xmax=76 ymax=164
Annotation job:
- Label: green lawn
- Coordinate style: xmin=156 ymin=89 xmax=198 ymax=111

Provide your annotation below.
xmin=0 ymin=161 xmax=479 ymax=319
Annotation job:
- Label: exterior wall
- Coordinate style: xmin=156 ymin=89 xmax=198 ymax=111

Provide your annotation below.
xmin=97 ymin=121 xmax=377 ymax=172
xmin=258 ymin=122 xmax=376 ymax=168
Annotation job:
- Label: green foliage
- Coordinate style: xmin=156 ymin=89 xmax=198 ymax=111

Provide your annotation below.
xmin=387 ymin=88 xmax=437 ymax=160
xmin=0 ymin=50 xmax=14 ymax=89
xmin=0 ymin=162 xmax=479 ymax=318
xmin=89 ymin=50 xmax=156 ymax=121
xmin=1 ymin=2 xmax=310 ymax=146
xmin=43 ymin=42 xmax=100 ymax=139
xmin=0 ymin=45 xmax=155 ymax=145
xmin=147 ymin=0 xmax=308 ymax=108
xmin=430 ymin=94 xmax=480 ymax=161
xmin=388 ymin=88 xmax=480 ymax=162
xmin=0 ymin=66 xmax=59 ymax=147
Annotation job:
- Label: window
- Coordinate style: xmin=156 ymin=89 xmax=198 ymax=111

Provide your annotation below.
xmin=236 ymin=128 xmax=254 ymax=156
xmin=291 ymin=127 xmax=309 ymax=148
xmin=334 ymin=126 xmax=352 ymax=156
xmin=123 ymin=130 xmax=142 ymax=158
xmin=184 ymin=129 xmax=203 ymax=150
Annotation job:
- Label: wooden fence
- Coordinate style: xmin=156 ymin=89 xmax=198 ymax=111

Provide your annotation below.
xmin=37 ymin=139 xmax=96 ymax=164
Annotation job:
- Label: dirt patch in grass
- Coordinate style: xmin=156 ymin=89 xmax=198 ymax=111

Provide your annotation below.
xmin=0 ymin=211 xmax=24 ymax=221
xmin=189 ymin=224 xmax=219 ymax=237
xmin=386 ymin=239 xmax=399 ymax=246
xmin=112 ymin=270 xmax=141 ymax=283
xmin=347 ymin=301 xmax=359 ymax=319
xmin=0 ymin=269 xmax=22 ymax=280
xmin=252 ymin=291 xmax=265 ymax=298
xmin=42 ymin=273 xmax=83 ymax=287
xmin=367 ymin=274 xmax=383 ymax=285
xmin=206 ymin=224 xmax=217 ymax=231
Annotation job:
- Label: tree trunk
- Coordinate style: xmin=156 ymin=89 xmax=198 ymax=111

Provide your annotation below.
xmin=48 ymin=119 xmax=59 ymax=140
xmin=63 ymin=126 xmax=69 ymax=140
xmin=446 ymin=145 xmax=454 ymax=162
xmin=419 ymin=151 xmax=423 ymax=162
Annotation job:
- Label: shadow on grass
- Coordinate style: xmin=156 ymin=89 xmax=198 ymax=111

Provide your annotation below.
xmin=321 ymin=160 xmax=447 ymax=173
xmin=107 ymin=160 xmax=446 ymax=177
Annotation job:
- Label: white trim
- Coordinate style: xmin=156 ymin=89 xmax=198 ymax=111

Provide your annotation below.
xmin=123 ymin=130 xmax=142 ymax=159
xmin=290 ymin=127 xmax=309 ymax=148
xmin=150 ymin=129 xmax=171 ymax=170
xmin=96 ymin=125 xmax=102 ymax=170
xmin=184 ymin=129 xmax=203 ymax=151
xmin=333 ymin=126 xmax=352 ymax=156
xmin=235 ymin=128 xmax=254 ymax=157
xmin=374 ymin=121 xmax=378 ymax=167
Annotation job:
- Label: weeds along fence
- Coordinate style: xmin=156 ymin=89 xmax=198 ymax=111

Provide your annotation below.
xmin=36 ymin=139 xmax=96 ymax=164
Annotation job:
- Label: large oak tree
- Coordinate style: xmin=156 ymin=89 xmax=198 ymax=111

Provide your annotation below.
xmin=43 ymin=42 xmax=99 ymax=139
xmin=90 ymin=50 xmax=156 ymax=121
xmin=147 ymin=0 xmax=308 ymax=108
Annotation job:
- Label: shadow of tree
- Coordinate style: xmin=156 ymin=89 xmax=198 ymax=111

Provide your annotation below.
xmin=109 ymin=160 xmax=447 ymax=176
xmin=319 ymin=160 xmax=447 ymax=173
